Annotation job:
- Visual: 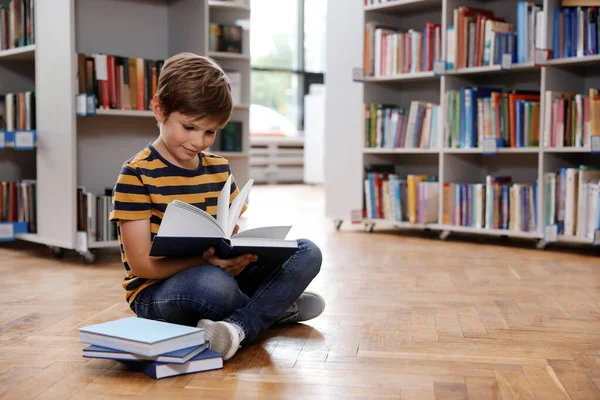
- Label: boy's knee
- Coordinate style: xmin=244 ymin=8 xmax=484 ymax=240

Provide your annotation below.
xmin=297 ymin=238 xmax=322 ymax=279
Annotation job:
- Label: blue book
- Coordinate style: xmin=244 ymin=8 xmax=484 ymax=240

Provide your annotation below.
xmin=564 ymin=8 xmax=572 ymax=58
xmin=78 ymin=317 xmax=206 ymax=357
xmin=129 ymin=349 xmax=224 ymax=379
xmin=554 ymin=9 xmax=560 ymax=59
xmin=82 ymin=341 xmax=209 ymax=364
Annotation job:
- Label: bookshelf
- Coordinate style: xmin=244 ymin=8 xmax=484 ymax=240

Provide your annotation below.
xmin=324 ymin=0 xmax=600 ymax=250
xmin=0 ymin=0 xmax=251 ymax=262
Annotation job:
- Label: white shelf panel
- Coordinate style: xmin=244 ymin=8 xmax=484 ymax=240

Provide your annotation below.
xmin=444 ymin=148 xmax=540 ymax=154
xmin=546 ymin=54 xmax=600 ymax=67
xmin=88 ymin=240 xmax=120 ymax=249
xmin=543 ymin=147 xmax=593 ymax=153
xmin=556 ymin=235 xmax=594 ymax=245
xmin=217 ymin=151 xmax=249 ymax=158
xmin=14 ymin=233 xmax=73 ymax=249
xmin=364 ymin=71 xmax=437 ymax=83
xmin=208 ymin=0 xmax=250 ymax=11
xmin=363 ymin=148 xmax=440 ymax=154
xmin=435 ymin=224 xmax=541 ymax=239
xmin=364 ymin=0 xmax=441 ymax=13
xmin=365 ymin=219 xmax=432 ymax=229
xmin=91 ymin=109 xmax=154 ymax=117
xmin=445 ymin=62 xmax=537 ymax=76
xmin=208 ymin=51 xmax=250 ymax=61
xmin=0 ymin=45 xmax=35 ymax=61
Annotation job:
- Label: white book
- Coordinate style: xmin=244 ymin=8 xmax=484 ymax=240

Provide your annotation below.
xmin=149 ymin=176 xmax=298 ymax=265
xmin=564 ymin=168 xmax=578 ymax=236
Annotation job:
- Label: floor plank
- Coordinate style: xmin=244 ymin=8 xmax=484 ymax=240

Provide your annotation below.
xmin=0 ymin=184 xmax=599 ymax=399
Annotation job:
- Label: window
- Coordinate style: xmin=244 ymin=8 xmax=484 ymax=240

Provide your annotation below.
xmin=250 ymin=0 xmax=325 ymax=136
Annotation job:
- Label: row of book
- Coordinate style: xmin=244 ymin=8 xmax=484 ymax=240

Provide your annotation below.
xmin=364 ymin=169 xmax=439 ymax=224
xmin=77 ymin=53 xmax=165 ymax=111
xmin=0 ymin=91 xmax=36 ymax=132
xmin=442 ymin=177 xmax=538 ymax=233
xmin=545 ymin=166 xmax=600 ymax=239
xmin=446 ymin=3 xmax=542 ymax=70
xmin=76 ymin=188 xmax=117 ymax=242
xmin=0 ymin=180 xmax=36 ymax=233
xmin=552 ymin=6 xmax=600 ymax=60
xmin=363 ymin=22 xmax=442 ymax=77
xmin=79 ymin=317 xmax=222 ymax=380
xmin=0 ymin=0 xmax=34 ymax=51
xmin=544 ymin=89 xmax=600 ymax=148
xmin=364 ymin=101 xmax=440 ymax=149
xmin=445 ymin=88 xmax=540 ymax=149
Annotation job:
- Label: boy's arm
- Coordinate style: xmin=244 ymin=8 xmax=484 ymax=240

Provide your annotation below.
xmin=121 ymin=219 xmax=256 ymax=279
xmin=120 ymin=219 xmax=208 ymax=280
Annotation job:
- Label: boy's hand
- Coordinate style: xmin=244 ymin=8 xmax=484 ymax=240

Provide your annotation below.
xmin=202 ymin=247 xmax=257 ymax=276
xmin=233 ymin=224 xmax=240 ymax=235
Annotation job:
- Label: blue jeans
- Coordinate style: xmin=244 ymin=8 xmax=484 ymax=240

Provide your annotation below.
xmin=131 ymin=239 xmax=322 ymax=346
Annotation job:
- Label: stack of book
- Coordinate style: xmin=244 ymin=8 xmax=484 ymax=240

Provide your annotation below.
xmin=78 ymin=317 xmax=223 ymax=379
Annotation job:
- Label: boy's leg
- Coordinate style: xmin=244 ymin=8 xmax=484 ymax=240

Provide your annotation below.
xmin=132 ymin=265 xmax=250 ymax=326
xmin=222 ymin=238 xmax=323 ymax=346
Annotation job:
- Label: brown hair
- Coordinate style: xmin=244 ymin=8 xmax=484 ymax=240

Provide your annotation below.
xmin=155 ymin=52 xmax=232 ymax=125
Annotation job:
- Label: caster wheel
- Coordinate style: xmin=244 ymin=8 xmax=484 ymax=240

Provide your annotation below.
xmin=334 ymin=219 xmax=343 ymax=231
xmin=81 ymin=250 xmax=97 ymax=264
xmin=439 ymin=230 xmax=450 ymax=241
xmin=364 ymin=222 xmax=375 ymax=233
xmin=49 ymin=246 xmax=65 ymax=258
xmin=536 ymin=239 xmax=546 ymax=250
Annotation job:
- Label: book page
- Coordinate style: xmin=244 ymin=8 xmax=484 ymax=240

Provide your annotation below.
xmin=233 ymin=225 xmax=291 ymax=240
xmin=226 ymin=179 xmax=254 ymax=238
xmin=217 ymin=175 xmax=232 ymax=235
xmin=158 ymin=201 xmax=224 ymax=237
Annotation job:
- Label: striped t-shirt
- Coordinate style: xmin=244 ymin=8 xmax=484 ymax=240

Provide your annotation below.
xmin=109 ymin=143 xmax=246 ymax=305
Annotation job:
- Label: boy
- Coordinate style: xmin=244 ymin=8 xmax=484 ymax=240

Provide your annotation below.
xmin=109 ymin=53 xmax=324 ymax=361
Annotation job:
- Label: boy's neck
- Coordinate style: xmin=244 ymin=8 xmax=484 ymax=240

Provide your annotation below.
xmin=152 ymin=137 xmax=201 ymax=170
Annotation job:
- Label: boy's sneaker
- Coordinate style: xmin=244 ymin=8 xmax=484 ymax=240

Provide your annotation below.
xmin=196 ymin=319 xmax=241 ymax=361
xmin=274 ymin=291 xmax=325 ymax=325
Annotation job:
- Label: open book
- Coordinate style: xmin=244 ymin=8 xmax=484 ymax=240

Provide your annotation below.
xmin=149 ymin=176 xmax=298 ymax=265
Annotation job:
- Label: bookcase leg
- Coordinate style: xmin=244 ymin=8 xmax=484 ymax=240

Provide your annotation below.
xmin=334 ymin=219 xmax=343 ymax=231
xmin=78 ymin=250 xmax=97 ymax=264
xmin=364 ymin=222 xmax=375 ymax=233
xmin=48 ymin=246 xmax=65 ymax=259
xmin=439 ymin=230 xmax=450 ymax=241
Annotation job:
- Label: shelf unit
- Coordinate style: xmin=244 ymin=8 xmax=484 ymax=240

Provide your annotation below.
xmin=324 ymin=0 xmax=600 ymax=249
xmin=0 ymin=0 xmax=251 ymax=261
xmin=250 ymin=136 xmax=305 ymax=184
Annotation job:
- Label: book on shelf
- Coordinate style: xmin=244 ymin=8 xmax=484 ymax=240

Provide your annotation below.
xmin=215 ymin=121 xmax=243 ymax=152
xmin=543 ymin=89 xmax=600 ymax=148
xmin=149 ymin=175 xmax=298 ymax=265
xmin=545 ymin=165 xmax=600 ymax=238
xmin=445 ymin=2 xmax=541 ymax=70
xmin=552 ymin=5 xmax=599 ymax=59
xmin=364 ymin=101 xmax=440 ymax=149
xmin=77 ymin=53 xmax=164 ymax=111
xmin=209 ymin=23 xmax=243 ymax=54
xmin=0 ymin=91 xmax=36 ymax=131
xmin=364 ymin=21 xmax=442 ymax=77
xmin=78 ymin=317 xmax=223 ymax=379
xmin=363 ymin=165 xmax=439 ymax=224
xmin=0 ymin=0 xmax=35 ymax=50
xmin=443 ymin=176 xmax=538 ymax=233
xmin=77 ymin=187 xmax=117 ymax=242
xmin=445 ymin=88 xmax=540 ymax=149
xmin=0 ymin=180 xmax=36 ymax=233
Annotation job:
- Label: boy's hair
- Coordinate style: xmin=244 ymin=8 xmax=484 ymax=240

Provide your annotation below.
xmin=155 ymin=52 xmax=232 ymax=125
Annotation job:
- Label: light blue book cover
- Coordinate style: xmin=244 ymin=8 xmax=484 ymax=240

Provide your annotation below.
xmin=79 ymin=317 xmax=202 ymax=345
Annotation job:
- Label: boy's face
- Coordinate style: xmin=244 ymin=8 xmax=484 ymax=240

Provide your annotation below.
xmin=154 ymin=105 xmax=223 ymax=165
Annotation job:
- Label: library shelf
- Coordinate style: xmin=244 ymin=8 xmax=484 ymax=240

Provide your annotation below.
xmin=556 ymin=235 xmax=594 ymax=245
xmin=208 ymin=51 xmax=250 ymax=61
xmin=364 ymin=0 xmax=441 ymax=13
xmin=435 ymin=224 xmax=542 ymax=240
xmin=546 ymin=54 xmax=600 ymax=68
xmin=363 ymin=71 xmax=438 ymax=83
xmin=543 ymin=147 xmax=594 ymax=153
xmin=443 ymin=147 xmax=540 ymax=154
xmin=0 ymin=44 xmax=36 ymax=61
xmin=91 ymin=109 xmax=155 ymax=117
xmin=363 ymin=148 xmax=440 ymax=154
xmin=208 ymin=0 xmax=250 ymax=11
xmin=445 ymin=62 xmax=537 ymax=76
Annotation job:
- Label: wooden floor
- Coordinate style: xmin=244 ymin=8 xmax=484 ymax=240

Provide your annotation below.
xmin=1 ymin=184 xmax=600 ymax=399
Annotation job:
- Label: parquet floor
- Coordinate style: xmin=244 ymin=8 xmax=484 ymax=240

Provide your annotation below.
xmin=1 ymin=184 xmax=599 ymax=399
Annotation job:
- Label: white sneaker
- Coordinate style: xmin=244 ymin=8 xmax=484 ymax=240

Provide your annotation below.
xmin=196 ymin=319 xmax=241 ymax=361
xmin=275 ymin=291 xmax=325 ymax=325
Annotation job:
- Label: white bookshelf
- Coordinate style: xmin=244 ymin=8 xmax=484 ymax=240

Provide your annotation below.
xmin=0 ymin=0 xmax=251 ymax=262
xmin=324 ymin=0 xmax=600 ymax=250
